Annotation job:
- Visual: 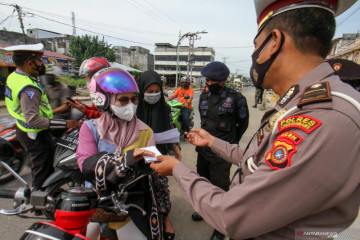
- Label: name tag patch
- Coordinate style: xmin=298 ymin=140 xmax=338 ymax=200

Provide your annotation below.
xmin=278 ymin=115 xmax=322 ymax=134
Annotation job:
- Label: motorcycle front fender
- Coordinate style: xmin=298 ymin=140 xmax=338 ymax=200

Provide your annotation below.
xmin=42 ymin=169 xmax=84 ymax=189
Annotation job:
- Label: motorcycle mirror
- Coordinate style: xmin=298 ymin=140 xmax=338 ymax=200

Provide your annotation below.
xmin=184 ymin=95 xmax=190 ymax=99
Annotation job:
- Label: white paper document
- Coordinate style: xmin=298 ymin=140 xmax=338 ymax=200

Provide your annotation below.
xmin=154 ymin=128 xmax=180 ymax=144
xmin=140 ymin=146 xmax=162 ymax=163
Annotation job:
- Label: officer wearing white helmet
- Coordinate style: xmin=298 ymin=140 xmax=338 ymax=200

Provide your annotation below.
xmin=150 ymin=1 xmax=360 ymax=239
xmin=4 ymin=44 xmax=81 ymax=194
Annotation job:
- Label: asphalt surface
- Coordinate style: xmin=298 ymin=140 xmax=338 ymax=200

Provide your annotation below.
xmin=0 ymin=87 xmax=359 ymax=240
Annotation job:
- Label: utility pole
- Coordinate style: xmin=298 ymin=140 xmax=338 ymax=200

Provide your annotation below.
xmin=71 ymin=12 xmax=76 ymax=36
xmin=14 ymin=5 xmax=26 ymax=43
xmin=175 ymin=30 xmax=207 ymax=88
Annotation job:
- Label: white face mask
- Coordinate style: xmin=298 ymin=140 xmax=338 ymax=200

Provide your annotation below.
xmin=144 ymin=92 xmax=161 ymax=105
xmin=110 ymin=103 xmax=137 ymax=121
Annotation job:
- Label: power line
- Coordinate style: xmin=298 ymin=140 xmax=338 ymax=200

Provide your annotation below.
xmin=337 ymin=4 xmax=360 ymax=27
xmin=0 ymin=9 xmax=14 ymax=25
xmin=24 ymin=10 xmax=155 ymax=46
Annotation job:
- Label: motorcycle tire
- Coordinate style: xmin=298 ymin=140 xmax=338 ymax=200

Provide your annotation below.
xmin=0 ymin=151 xmax=25 ymax=184
xmin=43 ymin=177 xmax=84 ymax=220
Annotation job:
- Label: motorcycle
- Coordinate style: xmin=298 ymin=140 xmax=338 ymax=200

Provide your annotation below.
xmin=0 ymin=158 xmax=150 ymax=240
xmin=41 ymin=126 xmax=85 ymax=219
xmin=167 ymin=95 xmax=194 ymax=135
xmin=0 ymin=117 xmax=28 ymax=184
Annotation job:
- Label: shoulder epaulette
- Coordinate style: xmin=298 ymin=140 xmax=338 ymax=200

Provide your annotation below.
xmin=297 ymin=82 xmax=332 ymax=108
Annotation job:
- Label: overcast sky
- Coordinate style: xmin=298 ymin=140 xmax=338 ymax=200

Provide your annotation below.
xmin=1 ymin=0 xmax=359 ymax=76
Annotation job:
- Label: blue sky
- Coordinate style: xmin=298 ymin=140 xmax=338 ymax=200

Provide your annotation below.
xmin=0 ymin=0 xmax=359 ymax=75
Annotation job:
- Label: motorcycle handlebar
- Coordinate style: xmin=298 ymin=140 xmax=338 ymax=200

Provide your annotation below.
xmin=0 ymin=189 xmax=16 ymax=199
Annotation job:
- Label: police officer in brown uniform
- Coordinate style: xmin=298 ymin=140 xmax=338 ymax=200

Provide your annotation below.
xmin=150 ymin=0 xmax=360 ymax=239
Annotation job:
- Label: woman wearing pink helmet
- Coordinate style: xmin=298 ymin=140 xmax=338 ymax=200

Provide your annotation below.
xmin=67 ymin=57 xmax=111 ymax=119
xmin=77 ymin=67 xmax=167 ymax=240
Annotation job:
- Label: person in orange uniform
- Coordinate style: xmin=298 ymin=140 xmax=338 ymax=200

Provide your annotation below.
xmin=167 ymin=76 xmax=194 ymax=142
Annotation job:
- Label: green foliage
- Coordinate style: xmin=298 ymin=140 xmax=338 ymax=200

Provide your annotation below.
xmin=68 ymin=35 xmax=116 ymax=68
xmin=58 ymin=76 xmax=86 ymax=86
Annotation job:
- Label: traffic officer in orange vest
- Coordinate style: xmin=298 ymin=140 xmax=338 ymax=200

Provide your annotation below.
xmin=150 ymin=0 xmax=360 ymax=239
xmin=4 ymin=44 xmax=81 ymax=193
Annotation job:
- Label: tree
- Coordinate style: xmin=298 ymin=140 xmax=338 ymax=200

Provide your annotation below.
xmin=68 ymin=34 xmax=116 ymax=68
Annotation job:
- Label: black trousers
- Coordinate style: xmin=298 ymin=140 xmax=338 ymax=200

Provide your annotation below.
xmin=196 ymin=147 xmax=231 ymax=191
xmin=16 ymin=127 xmax=55 ymax=189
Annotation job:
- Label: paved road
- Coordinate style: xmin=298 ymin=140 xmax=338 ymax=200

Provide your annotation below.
xmin=1 ymin=87 xmax=359 ymax=239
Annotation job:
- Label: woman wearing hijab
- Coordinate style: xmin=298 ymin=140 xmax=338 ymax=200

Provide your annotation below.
xmin=77 ymin=68 xmax=169 ymax=240
xmin=137 ymin=70 xmax=181 ymax=240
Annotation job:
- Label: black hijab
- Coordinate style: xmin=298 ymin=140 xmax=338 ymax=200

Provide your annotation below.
xmin=136 ymin=70 xmax=172 ymax=135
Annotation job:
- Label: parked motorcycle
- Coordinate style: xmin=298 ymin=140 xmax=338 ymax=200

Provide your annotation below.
xmin=0 ymin=159 xmax=151 ymax=240
xmin=0 ymin=118 xmax=27 ymax=184
xmin=167 ymin=95 xmax=194 ymax=135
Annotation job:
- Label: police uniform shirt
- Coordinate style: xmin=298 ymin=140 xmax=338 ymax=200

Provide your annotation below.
xmin=199 ymin=87 xmax=249 ymax=144
xmin=172 ymin=63 xmax=360 ymax=239
xmin=17 ymin=69 xmax=51 ymax=128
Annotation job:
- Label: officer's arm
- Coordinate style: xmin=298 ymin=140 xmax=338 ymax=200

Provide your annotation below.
xmin=235 ymin=97 xmax=249 ymax=142
xmin=20 ymin=86 xmax=67 ymax=129
xmin=173 ymin=111 xmax=359 ymax=239
xmin=210 ymin=137 xmax=244 ymax=165
xmin=20 ymin=86 xmax=53 ymax=128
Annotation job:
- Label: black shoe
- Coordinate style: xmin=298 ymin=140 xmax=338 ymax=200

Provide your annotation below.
xmin=210 ymin=233 xmax=225 ymax=240
xmin=34 ymin=209 xmax=43 ymax=216
xmin=252 ymin=105 xmax=257 ymax=108
xmin=191 ymin=212 xmax=203 ymax=221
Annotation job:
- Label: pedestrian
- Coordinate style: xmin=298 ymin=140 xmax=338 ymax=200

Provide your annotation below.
xmin=137 ymin=70 xmax=181 ymax=240
xmin=167 ymin=76 xmax=194 ymax=142
xmin=252 ymin=87 xmax=264 ymax=108
xmin=67 ymin=57 xmax=110 ymax=119
xmin=192 ymin=61 xmax=249 ymax=240
xmin=150 ymin=1 xmax=360 ymax=239
xmin=4 ymin=43 xmax=81 ymax=194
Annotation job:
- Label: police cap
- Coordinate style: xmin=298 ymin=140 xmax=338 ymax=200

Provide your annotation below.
xmin=201 ymin=61 xmax=230 ymax=81
xmin=254 ymin=0 xmax=357 ymax=34
xmin=3 ymin=43 xmax=44 ymax=57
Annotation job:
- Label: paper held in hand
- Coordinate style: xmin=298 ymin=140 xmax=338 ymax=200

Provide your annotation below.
xmin=140 ymin=146 xmax=162 ymax=163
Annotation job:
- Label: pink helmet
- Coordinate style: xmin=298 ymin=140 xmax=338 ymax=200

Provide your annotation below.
xmin=79 ymin=57 xmax=111 ymax=77
xmin=89 ymin=67 xmax=138 ymax=110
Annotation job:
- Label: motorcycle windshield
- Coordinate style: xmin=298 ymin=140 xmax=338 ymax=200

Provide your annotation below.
xmin=167 ymin=101 xmax=184 ymax=107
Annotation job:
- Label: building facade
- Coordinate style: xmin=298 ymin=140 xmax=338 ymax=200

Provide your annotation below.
xmin=114 ymin=46 xmax=154 ymax=71
xmin=154 ymin=43 xmax=215 ymax=85
xmin=327 ymin=33 xmax=360 ymax=64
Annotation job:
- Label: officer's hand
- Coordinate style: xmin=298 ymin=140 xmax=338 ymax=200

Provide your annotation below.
xmin=133 ymin=148 xmax=155 ymax=162
xmin=174 ymin=145 xmax=181 ymax=161
xmin=150 ymin=155 xmax=179 ymax=176
xmin=67 ymin=100 xmax=86 ymax=113
xmin=185 ymin=129 xmax=214 ymax=147
xmin=66 ymin=120 xmax=82 ymax=129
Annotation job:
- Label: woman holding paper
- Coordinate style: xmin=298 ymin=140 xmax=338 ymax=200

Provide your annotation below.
xmin=76 ymin=67 xmax=171 ymax=240
xmin=137 ymin=70 xmax=180 ymax=239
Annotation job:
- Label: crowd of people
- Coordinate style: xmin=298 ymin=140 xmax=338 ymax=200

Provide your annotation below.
xmin=3 ymin=0 xmax=360 ymax=240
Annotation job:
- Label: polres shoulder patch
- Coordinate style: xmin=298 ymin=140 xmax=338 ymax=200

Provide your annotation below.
xmin=278 ymin=115 xmax=322 ymax=134
xmin=297 ymin=82 xmax=332 ymax=107
xmin=265 ymin=131 xmax=303 ymax=170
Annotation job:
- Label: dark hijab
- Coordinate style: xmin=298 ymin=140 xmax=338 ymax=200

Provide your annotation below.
xmin=136 ymin=71 xmax=172 ymax=154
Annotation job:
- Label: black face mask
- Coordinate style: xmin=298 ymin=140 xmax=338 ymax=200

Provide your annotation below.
xmin=207 ymin=82 xmax=223 ymax=93
xmin=250 ymin=31 xmax=285 ymax=89
xmin=32 ymin=62 xmax=46 ymax=76
xmin=182 ymin=84 xmax=189 ymax=89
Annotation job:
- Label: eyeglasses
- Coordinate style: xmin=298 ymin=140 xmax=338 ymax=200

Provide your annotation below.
xmin=118 ymin=96 xmax=138 ymax=106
